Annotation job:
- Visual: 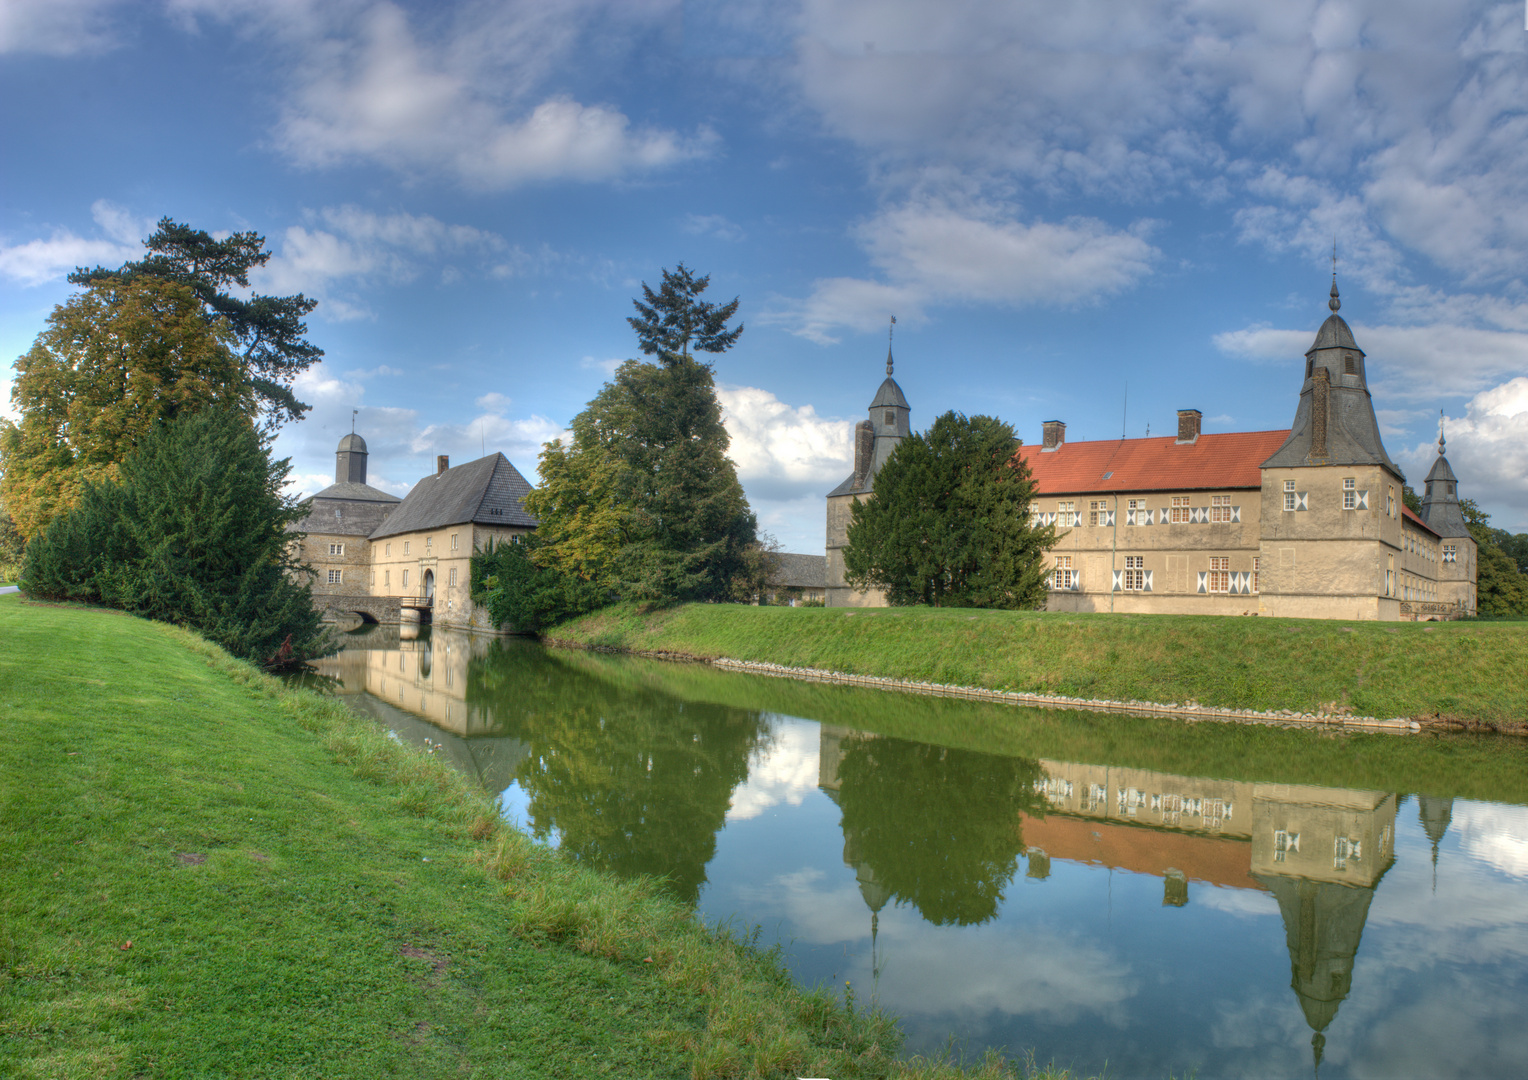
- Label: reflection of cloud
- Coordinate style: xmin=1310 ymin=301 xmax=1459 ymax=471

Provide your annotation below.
xmin=727 ymin=718 xmax=820 ymax=821
xmin=1451 ymin=801 xmax=1528 ymax=880
xmin=1190 ymin=885 xmax=1279 ymax=919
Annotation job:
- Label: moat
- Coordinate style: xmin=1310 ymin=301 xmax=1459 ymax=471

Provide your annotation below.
xmin=305 ymin=624 xmax=1528 ymax=1079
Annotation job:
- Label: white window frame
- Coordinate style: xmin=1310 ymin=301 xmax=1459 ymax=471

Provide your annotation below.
xmin=448 ymin=566 xmax=458 ymax=588
xmin=1052 ymin=555 xmax=1076 ymax=590
xmin=1123 ymin=555 xmax=1145 ymax=591
xmin=327 ymin=569 xmax=342 ymax=585
xmin=328 ymin=542 xmax=344 ymax=556
xmin=1343 ymin=477 xmax=1356 ymax=510
xmin=1171 ymin=495 xmax=1190 ymax=523
xmin=451 ymin=532 xmax=459 ymax=552
xmin=1252 ymin=556 xmax=1260 ymax=594
xmin=426 ymin=536 xmax=432 ymax=553
xmin=1210 ymin=494 xmax=1231 ymax=523
xmin=1443 ymin=544 xmax=1457 ymax=564
xmin=1207 ymin=556 xmax=1230 ymax=593
xmin=402 ymin=569 xmax=409 ymax=588
xmin=404 ymin=541 xmax=411 ymax=555
xmin=1283 ymin=479 xmax=1296 ymax=512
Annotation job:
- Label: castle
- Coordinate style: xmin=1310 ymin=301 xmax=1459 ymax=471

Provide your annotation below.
xmin=825 ymin=280 xmax=1479 ymax=620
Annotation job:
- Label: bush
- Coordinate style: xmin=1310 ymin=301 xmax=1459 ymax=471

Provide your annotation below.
xmin=471 ymin=534 xmax=607 ymax=634
xmin=21 ymin=408 xmax=327 ymax=666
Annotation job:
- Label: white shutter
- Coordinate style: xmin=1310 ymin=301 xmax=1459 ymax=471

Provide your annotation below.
xmin=1143 ymin=570 xmax=1153 ymax=592
xmin=1197 ymin=571 xmax=1208 ymax=593
xmin=1296 ymin=492 xmax=1309 ymax=511
xmin=1104 ymin=510 xmax=1116 ymax=526
xmin=1112 ymin=570 xmax=1123 ymax=592
xmin=1357 ymin=491 xmax=1369 ymax=509
xmin=1231 ymin=506 xmax=1241 ymax=523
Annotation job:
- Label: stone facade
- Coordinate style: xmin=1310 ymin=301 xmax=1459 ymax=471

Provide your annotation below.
xmin=825 ymin=283 xmax=1478 ymax=621
xmin=825 ymin=348 xmax=907 ymax=607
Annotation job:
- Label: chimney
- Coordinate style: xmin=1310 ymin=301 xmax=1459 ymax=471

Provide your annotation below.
xmin=436 ymin=455 xmax=449 ymax=476
xmin=1041 ymin=420 xmax=1066 ymax=452
xmin=1309 ymin=370 xmax=1329 ymax=462
xmin=853 ymin=419 xmax=875 ymax=487
xmin=1175 ymin=409 xmax=1202 ymax=444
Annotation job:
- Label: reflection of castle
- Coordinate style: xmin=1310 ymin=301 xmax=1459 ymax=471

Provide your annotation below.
xmin=818 ymin=729 xmax=1418 ymax=1068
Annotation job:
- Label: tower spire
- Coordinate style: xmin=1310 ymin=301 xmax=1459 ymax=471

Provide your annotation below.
xmin=1329 ymin=239 xmax=1341 ymax=312
xmin=1438 ymin=409 xmax=1446 ymax=456
xmin=887 ymin=315 xmax=896 ymax=376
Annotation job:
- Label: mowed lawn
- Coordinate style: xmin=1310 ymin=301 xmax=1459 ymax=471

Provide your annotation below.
xmin=552 ymin=603 xmax=1528 ymax=725
xmin=0 ymin=597 xmax=920 ymax=1080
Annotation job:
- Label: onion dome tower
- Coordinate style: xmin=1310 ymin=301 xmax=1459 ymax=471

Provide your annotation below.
xmin=1262 ymin=275 xmax=1403 ymax=478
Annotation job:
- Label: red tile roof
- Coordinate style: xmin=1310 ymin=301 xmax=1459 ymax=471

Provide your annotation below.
xmin=1017 ymin=430 xmax=1290 ymax=495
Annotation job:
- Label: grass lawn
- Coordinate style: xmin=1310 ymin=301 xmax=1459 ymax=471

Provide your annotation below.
xmin=551 ymin=604 xmax=1528 ymax=726
xmin=8 ymin=596 xmax=1089 ymax=1079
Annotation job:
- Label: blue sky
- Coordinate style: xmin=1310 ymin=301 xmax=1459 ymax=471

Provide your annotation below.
xmin=2 ymin=0 xmax=1526 ymax=552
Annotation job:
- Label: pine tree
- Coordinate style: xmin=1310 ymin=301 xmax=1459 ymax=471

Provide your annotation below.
xmin=845 ymin=411 xmax=1053 ymax=608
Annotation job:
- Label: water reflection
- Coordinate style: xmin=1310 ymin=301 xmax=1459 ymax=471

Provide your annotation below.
xmin=305 ymin=626 xmax=1528 ymax=1079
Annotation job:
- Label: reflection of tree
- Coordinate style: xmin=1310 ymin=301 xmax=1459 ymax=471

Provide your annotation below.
xmin=465 ymin=642 xmax=770 ymax=905
xmin=834 ymin=735 xmax=1043 ymax=926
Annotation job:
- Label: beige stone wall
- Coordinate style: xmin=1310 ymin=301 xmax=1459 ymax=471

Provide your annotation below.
xmin=296 ymin=532 xmax=373 ymax=597
xmin=1249 ymin=784 xmax=1395 ymax=887
xmin=825 ymin=492 xmax=887 ymax=607
xmin=368 ymin=522 xmax=530 ymax=632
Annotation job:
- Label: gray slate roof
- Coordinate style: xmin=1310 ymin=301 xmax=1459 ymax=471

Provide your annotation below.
xmin=338 ymin=432 xmax=368 ymax=453
xmin=826 ymin=472 xmax=870 ymax=498
xmin=1261 ymin=310 xmax=1404 ymax=477
xmin=1421 ymin=452 xmax=1471 ymax=538
xmin=768 ymin=553 xmax=826 ymax=589
xmin=291 ymin=481 xmax=400 ymax=538
xmin=870 ymin=376 xmax=908 ymax=410
xmin=370 ymin=453 xmax=537 ymax=540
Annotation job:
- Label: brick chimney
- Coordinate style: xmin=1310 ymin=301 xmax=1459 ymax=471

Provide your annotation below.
xmin=853 ymin=419 xmax=875 ymax=488
xmin=1041 ymin=420 xmax=1066 ymax=452
xmin=436 ymin=455 xmax=449 ymax=475
xmin=1175 ymin=409 xmax=1202 ymax=444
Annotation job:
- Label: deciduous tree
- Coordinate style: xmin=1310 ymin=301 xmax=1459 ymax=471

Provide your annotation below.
xmin=71 ymin=218 xmax=321 ymax=427
xmin=0 ymin=276 xmax=250 ymax=539
xmin=845 ymin=411 xmax=1053 ymax=608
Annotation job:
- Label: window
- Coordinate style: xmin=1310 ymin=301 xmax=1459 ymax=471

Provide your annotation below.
xmin=1386 ymin=555 xmax=1394 ymax=596
xmin=1273 ymin=830 xmax=1300 ymax=863
xmin=1444 ymin=544 xmax=1457 ymax=563
xmin=1057 ymin=501 xmax=1077 ymax=526
xmin=451 ymin=532 xmax=459 ymax=552
xmin=385 ymin=543 xmax=391 ymax=556
xmin=1387 ymin=485 xmax=1396 ymax=517
xmin=1210 ymin=494 xmax=1231 ymax=523
xmin=1343 ymin=477 xmax=1356 ymax=510
xmin=384 ymin=570 xmax=390 ymax=587
xmin=884 ymin=410 xmax=895 ymax=426
xmin=402 ymin=569 xmax=409 ymax=588
xmin=448 ymin=567 xmax=458 ymax=588
xmin=1283 ymin=479 xmax=1296 ymax=512
xmin=1089 ymin=499 xmax=1108 ymax=526
xmin=327 ymin=569 xmax=342 ymax=585
xmin=1123 ymin=555 xmax=1144 ymax=591
xmin=1208 ymin=556 xmax=1230 ymax=593
xmin=1126 ymin=498 xmax=1145 ymax=525
xmin=404 ymin=541 xmax=411 ymax=555
xmin=1170 ymin=495 xmax=1190 ymax=523
xmin=328 ymin=542 xmax=345 ymax=556
xmin=425 ymin=536 xmax=432 ymax=553
xmin=1252 ymin=556 xmax=1260 ymax=594
xmin=1052 ymin=555 xmax=1075 ymax=590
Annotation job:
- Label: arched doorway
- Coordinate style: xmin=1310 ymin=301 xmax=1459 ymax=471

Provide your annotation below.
xmin=423 ymin=569 xmax=435 ymax=602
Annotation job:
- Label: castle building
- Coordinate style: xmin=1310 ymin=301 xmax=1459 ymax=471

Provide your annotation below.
xmin=825 ymin=280 xmax=1479 ymax=620
xmin=291 ymin=439 xmax=537 ymax=631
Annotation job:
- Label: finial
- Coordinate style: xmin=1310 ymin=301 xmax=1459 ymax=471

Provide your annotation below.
xmin=352 ymin=408 xmax=358 ymax=434
xmin=887 ymin=315 xmax=896 ymax=376
xmin=1438 ymin=408 xmax=1446 ymax=456
xmin=1329 ymin=240 xmax=1341 ymax=312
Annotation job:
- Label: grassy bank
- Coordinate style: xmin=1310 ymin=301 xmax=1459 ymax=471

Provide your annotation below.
xmin=0 ymin=596 xmax=1076 ymax=1079
xmin=551 ymin=604 xmax=1528 ymax=727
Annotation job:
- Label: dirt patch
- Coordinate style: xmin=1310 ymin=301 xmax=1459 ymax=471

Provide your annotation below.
xmin=1416 ymin=714 xmax=1528 ymax=736
xmin=175 ymin=852 xmax=207 ymax=866
xmin=399 ymin=944 xmax=450 ymax=983
xmin=248 ymin=851 xmax=271 ymax=863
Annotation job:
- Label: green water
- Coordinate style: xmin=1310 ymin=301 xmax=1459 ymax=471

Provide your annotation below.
xmin=308 ymin=624 xmax=1528 ymax=1079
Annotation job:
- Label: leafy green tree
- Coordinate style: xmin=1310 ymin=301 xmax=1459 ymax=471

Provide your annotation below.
xmin=845 ymin=411 xmax=1054 ymax=608
xmin=1454 ymin=501 xmax=1528 ymax=617
xmin=470 ymin=534 xmax=606 ymax=634
xmin=71 ymin=218 xmax=321 ymax=427
xmin=0 ymin=502 xmax=24 ymax=582
xmin=21 ymin=407 xmax=327 ymax=667
xmin=1 ymin=276 xmax=251 ymax=539
xmin=525 ymin=266 xmax=756 ymax=606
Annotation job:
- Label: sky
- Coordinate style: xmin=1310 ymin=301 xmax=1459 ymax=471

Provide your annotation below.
xmin=2 ymin=0 xmax=1526 ymax=553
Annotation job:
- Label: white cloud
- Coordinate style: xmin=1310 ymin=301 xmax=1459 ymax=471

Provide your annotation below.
xmin=772 ymin=201 xmax=1158 ymax=343
xmin=1399 ymin=378 xmax=1528 ymax=528
xmin=0 ymin=200 xmax=147 ymax=286
xmin=0 ymin=0 xmax=122 ymax=55
xmin=683 ymin=214 xmax=746 ymax=242
xmin=718 ymin=384 xmax=853 ymax=497
xmin=200 ymin=1 xmax=713 ymax=189
xmin=728 ymin=718 xmax=820 ymax=822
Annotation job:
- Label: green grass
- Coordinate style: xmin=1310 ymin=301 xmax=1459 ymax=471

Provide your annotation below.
xmin=4 ymin=595 xmax=1121 ymax=1079
xmin=551 ymin=603 xmax=1528 ymax=727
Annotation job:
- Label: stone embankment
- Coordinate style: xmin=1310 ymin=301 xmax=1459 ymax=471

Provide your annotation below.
xmin=709 ymin=657 xmax=1424 ymax=735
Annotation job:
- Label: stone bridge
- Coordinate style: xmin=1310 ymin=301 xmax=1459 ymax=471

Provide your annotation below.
xmin=316 ymin=594 xmax=402 ymax=625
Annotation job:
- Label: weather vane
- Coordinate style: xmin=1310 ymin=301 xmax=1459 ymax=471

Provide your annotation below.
xmin=887 ymin=315 xmax=896 ymax=376
xmin=351 ymin=408 xmax=358 ymax=434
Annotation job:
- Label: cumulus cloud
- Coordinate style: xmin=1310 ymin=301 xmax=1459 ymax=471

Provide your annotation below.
xmin=1399 ymin=378 xmax=1528 ymax=528
xmin=728 ymin=719 xmax=820 ymax=822
xmin=772 ymin=201 xmax=1158 ymax=343
xmin=0 ymin=199 xmax=148 ymax=286
xmin=255 ymin=205 xmax=509 ymax=320
xmin=0 ymin=0 xmax=123 ymax=56
xmin=182 ymin=1 xmax=712 ymax=189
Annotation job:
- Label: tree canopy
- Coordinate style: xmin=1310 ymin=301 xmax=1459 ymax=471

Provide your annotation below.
xmin=20 ymin=407 xmax=327 ymax=667
xmin=0 ymin=276 xmax=251 ymax=539
xmin=844 ymin=411 xmax=1054 ymax=608
xmin=626 ymin=263 xmax=742 ymax=365
xmin=1457 ymin=500 xmax=1528 ymax=617
xmin=508 ymin=266 xmax=757 ymax=614
xmin=71 ymin=218 xmax=321 ymax=427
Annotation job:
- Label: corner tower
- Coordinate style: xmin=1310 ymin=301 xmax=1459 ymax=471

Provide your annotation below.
xmin=1420 ymin=420 xmax=1478 ymax=615
xmin=1258 ymin=277 xmax=1410 ymax=620
xmin=824 ymin=343 xmax=910 ymax=608
xmin=337 ymin=431 xmax=369 ymax=485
